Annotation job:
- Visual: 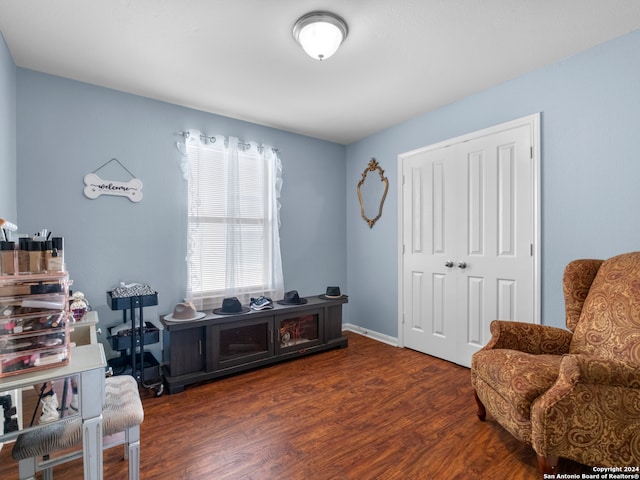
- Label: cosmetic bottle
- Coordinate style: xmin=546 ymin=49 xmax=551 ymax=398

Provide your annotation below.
xmin=42 ymin=240 xmax=53 ymax=272
xmin=48 ymin=237 xmax=64 ymax=272
xmin=18 ymin=238 xmax=30 ymax=273
xmin=27 ymin=241 xmax=43 ymax=273
xmin=0 ymin=241 xmax=16 ymax=275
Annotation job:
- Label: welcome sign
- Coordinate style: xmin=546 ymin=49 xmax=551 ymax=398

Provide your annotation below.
xmin=83 ymin=157 xmax=144 ymax=202
xmin=83 ymin=173 xmax=144 ymax=202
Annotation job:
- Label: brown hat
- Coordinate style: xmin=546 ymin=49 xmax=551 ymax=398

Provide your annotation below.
xmin=165 ymin=302 xmax=205 ymax=322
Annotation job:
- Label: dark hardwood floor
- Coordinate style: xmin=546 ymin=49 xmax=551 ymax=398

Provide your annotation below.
xmin=0 ymin=331 xmax=593 ymax=479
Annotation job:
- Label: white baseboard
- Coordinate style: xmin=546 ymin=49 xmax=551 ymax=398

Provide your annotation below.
xmin=342 ymin=323 xmax=399 ymax=347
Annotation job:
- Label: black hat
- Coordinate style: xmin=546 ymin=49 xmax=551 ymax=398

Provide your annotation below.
xmin=213 ymin=297 xmax=250 ymax=315
xmin=320 ymin=286 xmax=347 ymax=300
xmin=277 ymin=290 xmax=308 ymax=305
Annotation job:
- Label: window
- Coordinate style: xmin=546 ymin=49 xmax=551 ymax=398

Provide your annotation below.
xmin=182 ymin=131 xmax=284 ymax=310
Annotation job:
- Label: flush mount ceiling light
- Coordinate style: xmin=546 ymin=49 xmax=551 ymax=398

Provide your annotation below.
xmin=292 ymin=11 xmax=348 ymax=61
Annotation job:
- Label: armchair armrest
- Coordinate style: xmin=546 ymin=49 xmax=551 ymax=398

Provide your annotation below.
xmin=482 ymin=320 xmax=573 ymax=355
xmin=531 ymin=354 xmax=640 ymax=462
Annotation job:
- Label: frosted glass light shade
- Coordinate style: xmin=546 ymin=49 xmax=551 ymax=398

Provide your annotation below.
xmin=293 ymin=12 xmax=348 ymax=61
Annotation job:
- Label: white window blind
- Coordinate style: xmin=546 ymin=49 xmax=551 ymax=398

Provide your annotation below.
xmin=182 ymin=131 xmax=284 ymax=310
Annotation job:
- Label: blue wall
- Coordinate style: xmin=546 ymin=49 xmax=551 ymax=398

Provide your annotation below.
xmin=16 ymin=70 xmax=347 ymax=356
xmin=9 ymin=27 xmax=640 ymax=353
xmin=0 ymin=32 xmax=16 ymax=223
xmin=345 ymin=29 xmax=640 ymax=336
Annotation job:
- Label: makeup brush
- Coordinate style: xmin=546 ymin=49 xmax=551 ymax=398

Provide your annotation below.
xmin=0 ymin=218 xmax=18 ymax=242
xmin=0 ymin=219 xmax=18 ymax=232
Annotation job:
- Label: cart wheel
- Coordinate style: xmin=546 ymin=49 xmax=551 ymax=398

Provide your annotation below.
xmin=154 ymin=384 xmax=164 ymax=397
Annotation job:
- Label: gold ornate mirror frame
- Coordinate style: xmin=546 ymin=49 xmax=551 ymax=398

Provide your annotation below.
xmin=357 ymin=158 xmax=389 ymax=228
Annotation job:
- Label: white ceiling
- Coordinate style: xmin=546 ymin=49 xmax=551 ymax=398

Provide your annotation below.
xmin=1 ymin=1 xmax=640 ymax=145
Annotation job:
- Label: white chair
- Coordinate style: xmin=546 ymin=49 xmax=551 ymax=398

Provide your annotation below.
xmin=12 ymin=375 xmax=144 ymax=480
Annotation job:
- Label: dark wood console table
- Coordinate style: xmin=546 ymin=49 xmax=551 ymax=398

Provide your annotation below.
xmin=160 ymin=295 xmax=348 ymax=394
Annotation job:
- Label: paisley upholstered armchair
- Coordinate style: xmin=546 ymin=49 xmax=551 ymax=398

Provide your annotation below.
xmin=471 ymin=252 xmax=640 ymax=474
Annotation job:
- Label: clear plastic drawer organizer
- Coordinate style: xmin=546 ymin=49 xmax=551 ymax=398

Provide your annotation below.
xmin=0 ymin=272 xmax=70 ymax=377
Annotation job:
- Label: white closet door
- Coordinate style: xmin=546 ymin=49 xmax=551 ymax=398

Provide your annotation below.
xmin=400 ymin=116 xmax=538 ymax=367
xmin=401 ymin=144 xmax=459 ymax=362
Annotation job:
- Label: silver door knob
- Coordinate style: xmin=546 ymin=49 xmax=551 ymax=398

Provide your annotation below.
xmin=458 ymin=261 xmax=467 ymax=269
xmin=445 ymin=260 xmax=454 ymax=268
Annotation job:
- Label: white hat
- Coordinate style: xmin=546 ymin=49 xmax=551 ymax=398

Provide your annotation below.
xmin=165 ymin=302 xmax=205 ymax=322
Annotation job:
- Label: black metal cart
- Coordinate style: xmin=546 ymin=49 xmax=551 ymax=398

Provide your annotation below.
xmin=106 ymin=289 xmax=164 ymax=396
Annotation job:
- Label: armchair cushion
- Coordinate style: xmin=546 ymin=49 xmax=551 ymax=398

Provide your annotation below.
xmin=571 ymin=355 xmax=640 ymax=388
xmin=472 ymin=349 xmax=562 ymax=419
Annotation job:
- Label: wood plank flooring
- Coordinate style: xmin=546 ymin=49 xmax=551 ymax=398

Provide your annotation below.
xmin=0 ymin=331 xmax=593 ymax=479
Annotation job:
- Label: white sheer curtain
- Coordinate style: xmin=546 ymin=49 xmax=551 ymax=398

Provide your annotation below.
xmin=179 ymin=129 xmax=284 ymax=310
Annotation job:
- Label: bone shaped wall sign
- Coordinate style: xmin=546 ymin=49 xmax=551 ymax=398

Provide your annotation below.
xmin=83 ymin=173 xmax=144 ymax=202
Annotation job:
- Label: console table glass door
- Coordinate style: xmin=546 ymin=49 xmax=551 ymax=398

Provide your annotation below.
xmin=275 ymin=309 xmax=324 ymax=354
xmin=213 ymin=317 xmax=274 ymax=369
